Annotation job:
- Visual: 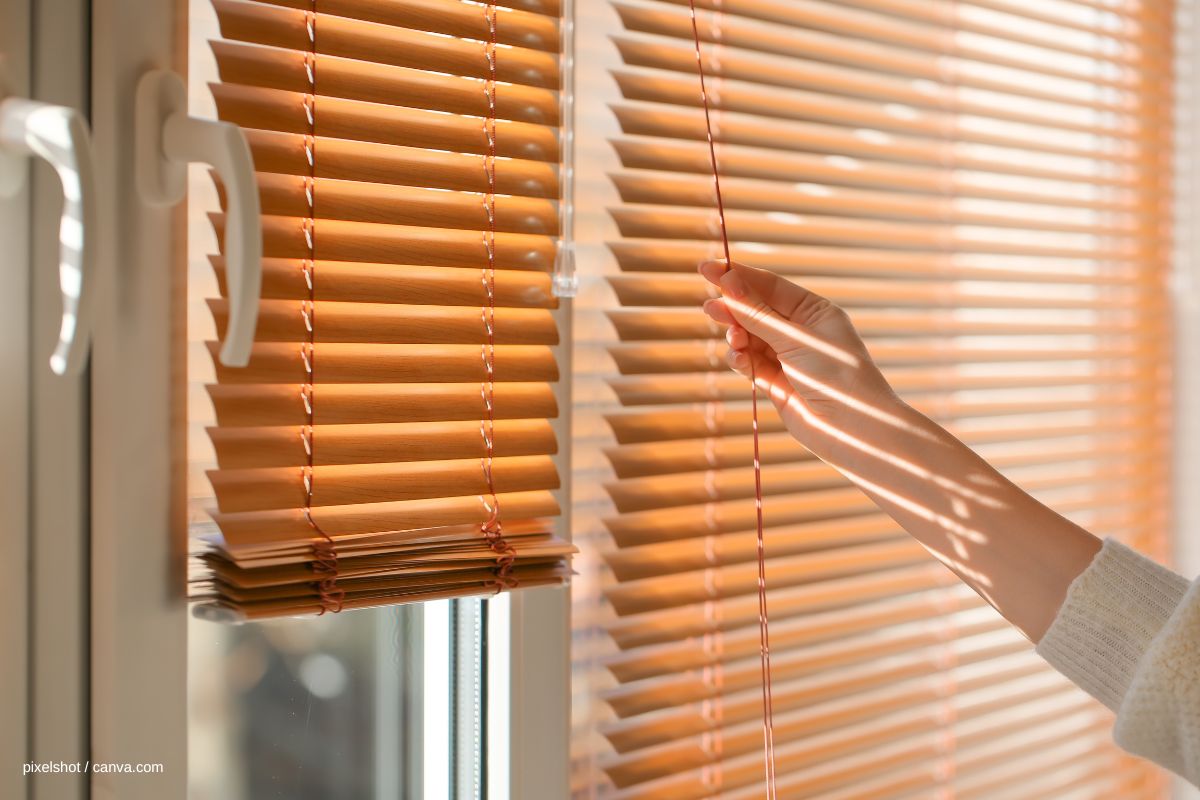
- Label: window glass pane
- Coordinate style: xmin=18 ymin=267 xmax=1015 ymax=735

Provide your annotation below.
xmin=188 ymin=608 xmax=420 ymax=800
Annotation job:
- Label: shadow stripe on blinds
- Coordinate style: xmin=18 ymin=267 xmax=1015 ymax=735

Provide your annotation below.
xmin=599 ymin=0 xmax=1171 ymax=795
xmin=191 ymin=0 xmax=574 ymax=620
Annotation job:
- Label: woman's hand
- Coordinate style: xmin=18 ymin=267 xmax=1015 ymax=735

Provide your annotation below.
xmin=700 ymin=258 xmax=1104 ymax=644
xmin=699 ymin=259 xmax=901 ymax=463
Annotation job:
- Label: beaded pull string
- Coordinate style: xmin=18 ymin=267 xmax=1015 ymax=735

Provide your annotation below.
xmin=687 ymin=1 xmax=776 ymax=794
xmin=300 ymin=3 xmax=343 ymax=614
xmin=481 ymin=0 xmax=518 ymax=590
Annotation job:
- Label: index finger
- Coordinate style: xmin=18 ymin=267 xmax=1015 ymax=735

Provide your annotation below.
xmin=698 ymin=260 xmax=829 ymax=329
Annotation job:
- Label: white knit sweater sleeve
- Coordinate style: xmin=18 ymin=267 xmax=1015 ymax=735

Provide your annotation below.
xmin=1035 ymin=538 xmax=1199 ymax=786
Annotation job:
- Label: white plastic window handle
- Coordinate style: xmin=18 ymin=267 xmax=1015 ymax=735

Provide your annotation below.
xmin=0 ymin=96 xmax=97 ymax=376
xmin=136 ymin=70 xmax=260 ymax=368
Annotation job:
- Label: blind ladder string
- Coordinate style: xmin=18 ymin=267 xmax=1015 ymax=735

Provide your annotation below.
xmin=481 ymin=0 xmax=518 ymax=590
xmin=687 ymin=1 xmax=776 ymax=794
xmin=299 ymin=3 xmax=343 ymax=614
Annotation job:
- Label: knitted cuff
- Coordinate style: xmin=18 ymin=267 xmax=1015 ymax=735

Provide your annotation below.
xmin=1035 ymin=538 xmax=1190 ymax=712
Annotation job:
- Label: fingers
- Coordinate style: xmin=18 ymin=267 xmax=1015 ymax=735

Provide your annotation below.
xmin=699 ymin=260 xmax=832 ymax=330
xmin=699 ymin=261 xmax=857 ymax=366
xmin=724 ymin=334 xmax=795 ymax=418
xmin=726 ymin=321 xmax=750 ymax=352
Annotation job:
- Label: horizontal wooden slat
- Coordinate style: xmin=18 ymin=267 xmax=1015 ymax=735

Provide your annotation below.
xmin=605 ymin=437 xmax=1140 ymax=514
xmin=610 ymin=171 xmax=1141 ymax=234
xmin=212 ymin=40 xmax=560 ymax=124
xmin=603 ymin=502 xmax=1148 ymax=581
xmin=602 ymin=476 xmax=1155 ymax=546
xmin=212 ymin=214 xmax=558 ymax=270
xmin=208 ymin=341 xmax=559 ymax=384
xmin=837 ymin=0 xmax=1149 ymax=42
xmin=604 ymin=416 xmax=1139 ymax=476
xmin=612 ymin=678 xmax=1092 ymax=798
xmin=649 ymin=0 xmax=1148 ymax=61
xmin=207 ymin=382 xmax=558 ymax=427
xmin=609 ymin=340 xmax=1149 ymax=375
xmin=254 ymin=0 xmax=561 ymax=51
xmin=214 ymin=0 xmax=559 ymax=88
xmin=718 ymin=709 xmax=1109 ymax=800
xmin=609 ymin=206 xmax=1139 ymax=259
xmin=213 ymin=83 xmax=559 ymax=161
xmin=608 ymin=367 xmax=1140 ymax=408
xmin=209 ymin=419 xmax=559 ymax=469
xmin=607 ymin=563 xmax=957 ymax=649
xmin=209 ymin=453 xmax=560 ymax=512
xmin=211 ymin=298 xmax=560 ymax=345
xmin=619 ymin=103 xmax=1142 ymax=183
xmin=607 ymin=244 xmax=1143 ymax=286
xmin=614 ymin=139 xmax=1137 ymax=211
xmin=612 ymin=36 xmax=1138 ymax=134
xmin=609 ymin=307 xmax=1133 ymax=340
xmin=613 ymin=2 xmax=1136 ymax=98
xmin=243 ymin=129 xmax=559 ymax=197
xmin=241 ymin=172 xmax=559 ymax=234
xmin=214 ymin=257 xmax=557 ymax=308
xmin=602 ymin=642 xmax=1039 ymax=775
xmin=613 ymin=70 xmax=1144 ymax=161
xmin=608 ymin=273 xmax=1142 ymax=308
xmin=211 ymin=488 xmax=561 ymax=547
xmin=604 ymin=396 xmax=1148 ymax=445
xmin=601 ymin=492 xmax=1150 ymax=609
xmin=605 ymin=584 xmax=983 ymax=682
xmin=604 ymin=607 xmax=1008 ymax=718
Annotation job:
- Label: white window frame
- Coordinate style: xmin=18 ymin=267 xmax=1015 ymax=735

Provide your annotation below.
xmin=86 ymin=2 xmax=574 ymax=799
xmin=1 ymin=1 xmax=90 ymax=798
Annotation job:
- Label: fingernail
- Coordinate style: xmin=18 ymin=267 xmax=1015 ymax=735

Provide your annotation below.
xmin=722 ymin=271 xmax=747 ymax=300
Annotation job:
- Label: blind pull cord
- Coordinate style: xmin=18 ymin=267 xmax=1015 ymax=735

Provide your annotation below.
xmin=299 ymin=3 xmax=343 ymax=614
xmin=482 ymin=0 xmax=519 ymax=592
xmin=687 ymin=1 xmax=777 ymax=794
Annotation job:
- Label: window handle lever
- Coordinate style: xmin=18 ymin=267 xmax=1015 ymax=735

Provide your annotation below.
xmin=0 ymin=94 xmax=98 ymax=376
xmin=136 ymin=69 xmax=260 ymax=367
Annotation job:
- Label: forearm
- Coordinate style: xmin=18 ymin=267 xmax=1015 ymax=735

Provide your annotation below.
xmin=819 ymin=398 xmax=1101 ymax=643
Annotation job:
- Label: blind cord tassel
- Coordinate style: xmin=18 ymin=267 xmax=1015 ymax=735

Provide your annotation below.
xmin=688 ymin=1 xmax=777 ymax=794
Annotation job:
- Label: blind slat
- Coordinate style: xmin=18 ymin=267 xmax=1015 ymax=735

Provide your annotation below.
xmin=244 ymin=130 xmax=559 ymax=197
xmin=214 ymin=0 xmax=560 ymax=88
xmin=209 ymin=454 xmax=560 ymax=512
xmin=212 ymin=40 xmax=561 ymax=124
xmin=213 ymin=214 xmax=559 ymax=270
xmin=613 ymin=70 xmax=1149 ymax=160
xmin=244 ymin=172 xmax=559 ymax=234
xmin=213 ymin=83 xmax=560 ymax=161
xmin=613 ymin=2 xmax=1139 ymax=95
xmin=210 ymin=418 xmax=559 ymax=468
xmin=208 ymin=381 xmax=558 ymax=426
xmin=208 ymin=341 xmax=559 ymax=384
xmin=212 ymin=299 xmax=560 ymax=345
xmin=253 ymin=0 xmax=561 ymax=52
xmin=612 ymin=36 xmax=1135 ymax=131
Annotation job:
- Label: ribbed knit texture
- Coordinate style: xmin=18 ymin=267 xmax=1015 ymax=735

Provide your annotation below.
xmin=1036 ymin=538 xmax=1198 ymax=786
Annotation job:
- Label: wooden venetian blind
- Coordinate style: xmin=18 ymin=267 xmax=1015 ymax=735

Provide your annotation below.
xmin=598 ymin=0 xmax=1172 ymax=797
xmin=189 ymin=0 xmax=575 ymax=620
